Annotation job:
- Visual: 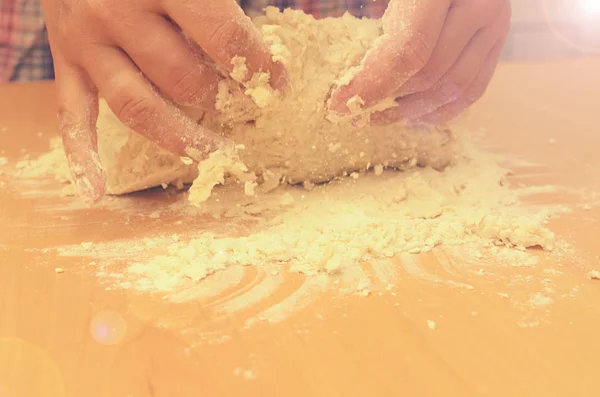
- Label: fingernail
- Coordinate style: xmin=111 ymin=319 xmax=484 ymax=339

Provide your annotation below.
xmin=327 ymin=87 xmax=350 ymax=115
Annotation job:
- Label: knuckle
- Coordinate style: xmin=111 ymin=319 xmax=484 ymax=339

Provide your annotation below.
xmin=56 ymin=21 xmax=73 ymax=42
xmin=170 ymin=67 xmax=211 ymax=105
xmin=57 ymin=105 xmax=83 ymax=134
xmin=439 ymin=75 xmax=470 ymax=103
xmin=107 ymin=86 xmax=153 ymax=128
xmin=399 ymin=32 xmax=434 ymax=72
xmin=54 ymin=0 xmax=113 ymax=47
xmin=463 ymin=83 xmax=488 ymax=105
xmin=412 ymin=67 xmax=441 ymax=92
xmin=208 ymin=19 xmax=248 ymax=57
xmin=83 ymin=0 xmax=114 ymax=24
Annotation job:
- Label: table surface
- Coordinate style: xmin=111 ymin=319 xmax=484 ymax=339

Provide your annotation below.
xmin=2 ymin=59 xmax=600 ymax=397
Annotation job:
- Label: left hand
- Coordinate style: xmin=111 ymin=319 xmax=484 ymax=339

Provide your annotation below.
xmin=328 ymin=0 xmax=511 ymax=124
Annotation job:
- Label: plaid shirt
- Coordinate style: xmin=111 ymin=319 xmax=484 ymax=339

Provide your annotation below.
xmin=0 ymin=0 xmax=54 ymax=83
xmin=0 ymin=0 xmax=387 ymax=83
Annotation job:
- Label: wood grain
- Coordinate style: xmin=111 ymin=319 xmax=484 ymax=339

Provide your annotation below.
xmin=1 ymin=59 xmax=600 ymax=397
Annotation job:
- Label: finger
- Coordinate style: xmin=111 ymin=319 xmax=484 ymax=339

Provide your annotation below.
xmin=372 ymin=2 xmax=511 ymax=124
xmin=82 ymin=45 xmax=230 ymax=161
xmin=328 ymin=0 xmax=451 ymax=114
xmin=54 ymin=57 xmax=106 ymax=203
xmin=163 ymin=0 xmax=288 ymax=90
xmin=395 ymin=0 xmax=506 ymax=97
xmin=109 ymin=12 xmax=223 ymax=110
xmin=413 ymin=38 xmax=505 ymax=125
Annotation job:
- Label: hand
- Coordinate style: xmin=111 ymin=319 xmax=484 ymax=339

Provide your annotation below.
xmin=329 ymin=0 xmax=511 ymax=125
xmin=41 ymin=0 xmax=287 ymax=202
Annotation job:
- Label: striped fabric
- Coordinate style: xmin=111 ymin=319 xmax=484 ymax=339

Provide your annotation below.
xmin=0 ymin=0 xmax=387 ymax=83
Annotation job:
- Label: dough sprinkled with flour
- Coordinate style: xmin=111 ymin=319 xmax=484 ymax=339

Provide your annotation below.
xmin=92 ymin=7 xmax=457 ymax=197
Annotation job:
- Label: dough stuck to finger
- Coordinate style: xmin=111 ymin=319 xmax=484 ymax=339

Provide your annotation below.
xmin=96 ymin=7 xmax=458 ymax=197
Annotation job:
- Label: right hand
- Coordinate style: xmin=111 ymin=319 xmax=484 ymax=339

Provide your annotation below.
xmin=41 ymin=0 xmax=287 ymax=202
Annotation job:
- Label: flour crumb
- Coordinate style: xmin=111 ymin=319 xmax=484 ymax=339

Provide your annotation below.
xmin=244 ymin=181 xmax=258 ymax=196
xmin=81 ymin=242 xmax=93 ymax=250
xmin=233 ymin=367 xmax=256 ymax=381
xmin=180 ymin=157 xmax=194 ymax=165
xmin=230 ymin=56 xmax=249 ymax=82
xmin=243 ymin=370 xmax=256 ymax=380
xmin=54 ymin=267 xmax=65 ymax=274
xmin=427 ymin=320 xmax=437 ymax=330
xmin=373 ymin=164 xmax=384 ymax=176
xmin=587 ymin=270 xmax=600 ymax=280
xmin=0 ymin=157 xmax=7 ymax=166
xmin=149 ymin=211 xmax=161 ymax=219
xmin=328 ymin=142 xmax=342 ymax=153
xmin=357 ymin=279 xmax=370 ymax=296
xmin=188 ymin=148 xmax=256 ymax=204
xmin=529 ymin=293 xmax=553 ymax=307
xmin=303 ymin=181 xmax=315 ymax=191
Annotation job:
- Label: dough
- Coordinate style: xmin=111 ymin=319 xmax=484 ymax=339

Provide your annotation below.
xmin=96 ymin=102 xmax=197 ymax=194
xmin=96 ymin=7 xmax=457 ymax=196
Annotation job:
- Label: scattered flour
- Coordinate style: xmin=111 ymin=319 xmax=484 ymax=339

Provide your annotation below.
xmin=233 ymin=368 xmax=257 ymax=381
xmin=5 ymin=7 xmax=589 ymax=331
xmin=48 ymin=137 xmax=557 ymax=299
xmin=12 ymin=137 xmax=71 ymax=183
xmin=529 ymin=293 xmax=554 ymax=308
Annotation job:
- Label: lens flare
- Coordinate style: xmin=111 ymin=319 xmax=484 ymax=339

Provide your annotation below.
xmin=544 ymin=0 xmax=600 ymax=54
xmin=90 ymin=310 xmax=127 ymax=346
xmin=581 ymin=0 xmax=600 ymax=15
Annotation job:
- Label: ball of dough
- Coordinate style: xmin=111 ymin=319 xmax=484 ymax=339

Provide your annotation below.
xmin=96 ymin=7 xmax=457 ymax=195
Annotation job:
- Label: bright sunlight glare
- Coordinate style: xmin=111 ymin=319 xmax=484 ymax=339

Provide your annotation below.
xmin=581 ymin=0 xmax=600 ymax=16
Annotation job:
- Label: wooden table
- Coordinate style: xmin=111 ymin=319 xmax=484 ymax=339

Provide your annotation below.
xmin=2 ymin=59 xmax=600 ymax=397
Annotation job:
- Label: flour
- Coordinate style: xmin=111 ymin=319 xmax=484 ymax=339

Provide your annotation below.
xmin=83 ymin=137 xmax=556 ymax=295
xmin=13 ymin=137 xmax=71 ymax=183
xmin=188 ymin=148 xmax=256 ymax=204
xmin=20 ymin=131 xmax=561 ymax=303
